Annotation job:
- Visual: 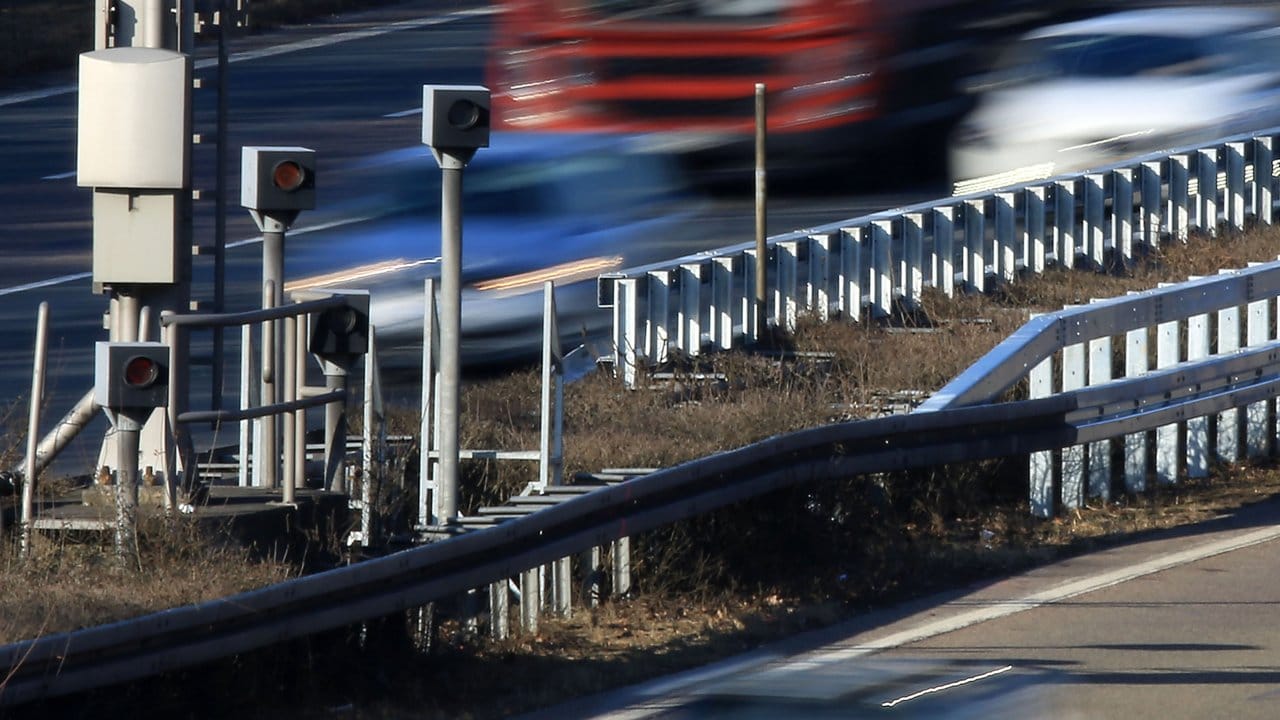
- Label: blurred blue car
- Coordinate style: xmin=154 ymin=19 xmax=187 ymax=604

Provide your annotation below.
xmin=284 ymin=132 xmax=706 ymax=368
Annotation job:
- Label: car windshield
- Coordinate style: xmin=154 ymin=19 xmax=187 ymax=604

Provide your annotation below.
xmin=993 ymin=33 xmax=1230 ymax=84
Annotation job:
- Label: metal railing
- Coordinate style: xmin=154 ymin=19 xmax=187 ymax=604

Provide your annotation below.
xmin=921 ymin=258 xmax=1280 ymax=517
xmin=161 ymin=292 xmax=358 ymax=504
xmin=599 ymin=127 xmax=1280 ymax=387
xmin=6 ymin=294 xmax=1278 ymax=703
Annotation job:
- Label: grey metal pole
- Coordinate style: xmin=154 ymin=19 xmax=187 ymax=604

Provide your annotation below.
xmin=438 ymin=164 xmax=463 ymax=524
xmin=754 ymin=82 xmax=768 ymax=342
xmin=14 ymin=389 xmax=99 ymax=479
xmin=94 ymin=0 xmax=110 ymax=49
xmin=420 ymin=277 xmax=437 ymax=529
xmin=211 ymin=0 xmax=232 ymax=415
xmin=322 ymin=367 xmax=349 ymax=494
xmin=113 ymin=411 xmax=143 ymax=569
xmin=164 ymin=321 xmax=191 ymax=511
xmin=261 ymin=231 xmax=284 ymax=488
xmin=117 ymin=292 xmax=141 ymax=342
xmin=19 ymin=302 xmax=49 ymax=553
xmin=294 ymin=317 xmax=306 ymax=491
xmin=142 ymin=0 xmax=164 ymax=47
xmin=282 ymin=314 xmax=297 ymax=503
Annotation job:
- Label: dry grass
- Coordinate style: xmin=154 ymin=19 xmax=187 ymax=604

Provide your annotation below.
xmin=6 ymin=225 xmax=1280 ymax=716
xmin=0 ymin=517 xmax=292 ymax=646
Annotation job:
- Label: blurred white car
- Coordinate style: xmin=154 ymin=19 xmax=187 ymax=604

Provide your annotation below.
xmin=285 ymin=132 xmax=706 ymax=369
xmin=949 ymin=7 xmax=1280 ymax=195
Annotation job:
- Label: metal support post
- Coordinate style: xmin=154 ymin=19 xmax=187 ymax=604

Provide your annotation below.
xmin=612 ymin=538 xmax=632 ymax=597
xmin=489 ymin=581 xmax=509 ymax=640
xmin=282 ymin=314 xmax=297 ymax=503
xmin=437 ymin=163 xmax=463 ymax=523
xmin=753 ymin=82 xmax=768 ymax=342
xmin=520 ymin=567 xmax=540 ymax=634
xmin=20 ymin=303 xmax=50 ymax=554
xmin=294 ymin=317 xmax=307 ymax=488
xmin=112 ymin=411 xmax=143 ymax=568
xmin=260 ymin=228 xmax=285 ymax=488
xmin=582 ymin=546 xmax=602 ymax=608
xmin=322 ymin=365 xmax=350 ymax=493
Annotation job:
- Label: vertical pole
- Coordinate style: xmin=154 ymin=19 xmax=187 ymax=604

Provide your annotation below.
xmin=612 ymin=538 xmax=632 ymax=597
xmin=489 ymin=580 xmax=509 ymax=640
xmin=282 ymin=315 xmax=297 ymax=504
xmin=238 ymin=324 xmax=253 ymax=487
xmin=94 ymin=0 xmax=111 ymax=49
xmin=753 ymin=83 xmax=768 ymax=342
xmin=142 ymin=0 xmax=164 ymax=47
xmin=294 ymin=317 xmax=307 ymax=489
xmin=212 ymin=0 xmax=232 ymax=414
xmin=323 ymin=368 xmax=349 ymax=493
xmin=520 ymin=568 xmax=540 ymax=634
xmin=419 ymin=278 xmax=437 ymax=529
xmin=114 ymin=412 xmax=143 ymax=569
xmin=438 ymin=165 xmax=463 ymax=524
xmin=1028 ymin=346 xmax=1053 ymax=518
xmin=117 ymin=292 xmax=141 ymax=341
xmin=20 ymin=302 xmax=50 ymax=553
xmin=258 ymin=275 xmax=279 ymax=488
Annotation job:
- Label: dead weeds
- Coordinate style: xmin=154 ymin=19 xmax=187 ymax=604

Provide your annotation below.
xmin=7 ymin=229 xmax=1280 ymax=717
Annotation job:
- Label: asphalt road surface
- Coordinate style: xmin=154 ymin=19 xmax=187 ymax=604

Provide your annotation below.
xmin=0 ymin=1 xmax=932 ymax=476
xmin=529 ymin=498 xmax=1280 ymax=719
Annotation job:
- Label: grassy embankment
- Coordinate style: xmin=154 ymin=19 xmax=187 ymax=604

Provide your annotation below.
xmin=9 ymin=1 xmax=1280 ymax=717
xmin=8 ymin=227 xmax=1280 ymax=719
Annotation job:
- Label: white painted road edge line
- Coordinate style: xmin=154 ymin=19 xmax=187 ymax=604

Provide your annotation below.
xmin=591 ymin=522 xmax=1280 ymax=719
xmin=0 ymin=6 xmax=496 ymax=109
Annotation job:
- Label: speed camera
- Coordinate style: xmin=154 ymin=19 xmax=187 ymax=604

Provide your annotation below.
xmin=241 ymin=146 xmax=316 ymax=212
xmin=422 ymin=85 xmax=490 ymax=151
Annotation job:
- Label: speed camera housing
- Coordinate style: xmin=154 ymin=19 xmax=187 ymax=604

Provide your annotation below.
xmin=94 ymin=341 xmax=170 ymax=409
xmin=241 ymin=146 xmax=316 ymax=212
xmin=422 ymin=85 xmax=491 ymax=151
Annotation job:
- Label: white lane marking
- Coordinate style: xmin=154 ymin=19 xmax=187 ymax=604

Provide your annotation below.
xmin=0 ymin=214 xmax=379 ymax=297
xmin=225 ymin=214 xmax=379 ymax=249
xmin=383 ymin=108 xmax=422 ymax=118
xmin=0 ymin=272 xmax=92 ymax=297
xmin=880 ymin=664 xmax=1014 ymax=708
xmin=41 ymin=171 xmax=77 ymax=181
xmin=590 ymin=523 xmax=1280 ymax=719
xmin=213 ymin=7 xmax=494 ymax=67
xmin=0 ymin=7 xmax=496 ymax=109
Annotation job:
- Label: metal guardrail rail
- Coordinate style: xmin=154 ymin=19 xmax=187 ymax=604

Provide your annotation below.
xmin=599 ymin=126 xmax=1280 ymax=387
xmin=5 ymin=301 xmax=1280 ymax=703
xmin=921 ymin=258 xmax=1280 ymax=517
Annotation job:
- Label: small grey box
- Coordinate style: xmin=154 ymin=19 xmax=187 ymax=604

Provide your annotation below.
xmin=292 ymin=289 xmax=371 ymax=357
xmin=241 ymin=146 xmax=315 ymax=212
xmin=94 ymin=342 xmax=170 ymax=409
xmin=422 ymin=85 xmax=490 ymax=150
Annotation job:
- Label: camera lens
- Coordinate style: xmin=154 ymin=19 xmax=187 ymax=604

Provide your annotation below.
xmin=447 ymin=99 xmax=482 ymax=130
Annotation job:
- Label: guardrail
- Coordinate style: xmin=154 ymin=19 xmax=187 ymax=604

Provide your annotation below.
xmin=6 ymin=301 xmax=1280 ymax=703
xmin=599 ymin=127 xmax=1280 ymax=387
xmin=920 ymin=258 xmax=1280 ymax=517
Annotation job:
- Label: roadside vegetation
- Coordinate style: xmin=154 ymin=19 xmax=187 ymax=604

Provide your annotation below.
xmin=10 ymin=2 xmax=1280 ymax=717
xmin=7 ymin=226 xmax=1280 ymax=718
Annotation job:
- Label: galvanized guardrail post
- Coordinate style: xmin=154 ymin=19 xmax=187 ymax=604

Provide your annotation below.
xmin=600 ymin=127 xmax=1280 ymax=389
